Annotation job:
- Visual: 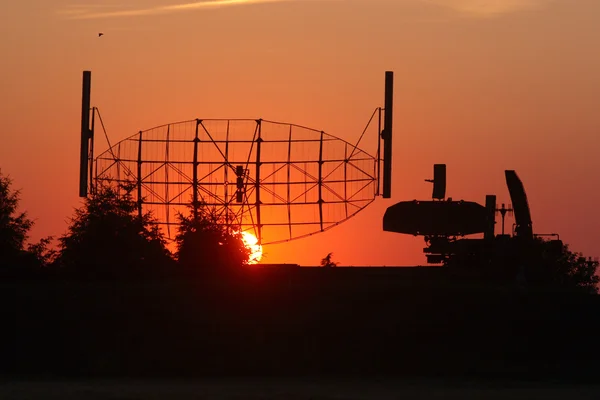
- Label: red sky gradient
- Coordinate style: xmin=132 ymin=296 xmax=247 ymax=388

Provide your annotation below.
xmin=1 ymin=0 xmax=599 ymax=266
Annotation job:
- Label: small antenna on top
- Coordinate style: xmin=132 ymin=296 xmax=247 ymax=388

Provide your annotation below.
xmin=425 ymin=164 xmax=446 ymax=200
xmin=495 ymin=203 xmax=514 ymax=235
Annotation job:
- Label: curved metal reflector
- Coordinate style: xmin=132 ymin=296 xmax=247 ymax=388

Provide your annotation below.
xmin=94 ymin=119 xmax=376 ymax=245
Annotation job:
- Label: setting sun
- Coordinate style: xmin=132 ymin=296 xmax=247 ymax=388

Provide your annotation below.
xmin=241 ymin=231 xmax=263 ymax=264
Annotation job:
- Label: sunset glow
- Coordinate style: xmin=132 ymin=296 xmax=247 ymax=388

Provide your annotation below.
xmin=1 ymin=0 xmax=599 ymax=266
xmin=241 ymin=231 xmax=263 ymax=264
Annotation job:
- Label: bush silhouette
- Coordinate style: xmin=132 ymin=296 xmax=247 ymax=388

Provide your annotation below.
xmin=320 ymin=252 xmax=338 ymax=268
xmin=174 ymin=202 xmax=250 ymax=271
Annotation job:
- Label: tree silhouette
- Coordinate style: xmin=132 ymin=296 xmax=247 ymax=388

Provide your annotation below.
xmin=56 ymin=183 xmax=172 ymax=278
xmin=174 ymin=202 xmax=250 ymax=271
xmin=320 ymin=252 xmax=338 ymax=268
xmin=25 ymin=236 xmax=57 ymax=268
xmin=0 ymin=171 xmax=32 ymax=268
xmin=0 ymin=170 xmax=53 ymax=270
xmin=528 ymin=238 xmax=599 ymax=294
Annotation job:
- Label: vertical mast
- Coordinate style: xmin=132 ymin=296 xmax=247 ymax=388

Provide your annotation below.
xmin=79 ymin=71 xmax=92 ymax=197
xmin=382 ymin=71 xmax=394 ymax=199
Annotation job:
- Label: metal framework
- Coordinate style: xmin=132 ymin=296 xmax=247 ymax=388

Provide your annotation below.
xmin=94 ymin=118 xmax=379 ymax=245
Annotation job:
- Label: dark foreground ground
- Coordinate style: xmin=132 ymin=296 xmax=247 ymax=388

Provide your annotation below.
xmin=3 ymin=378 xmax=600 ymax=399
xmin=4 ymin=267 xmax=600 ymax=393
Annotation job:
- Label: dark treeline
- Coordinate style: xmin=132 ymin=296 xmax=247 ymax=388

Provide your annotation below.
xmin=0 ymin=171 xmax=251 ymax=281
xmin=2 ymin=170 xmax=600 ymax=382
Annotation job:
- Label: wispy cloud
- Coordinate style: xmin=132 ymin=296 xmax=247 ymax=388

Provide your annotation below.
xmin=61 ymin=0 xmax=311 ymax=20
xmin=421 ymin=0 xmax=554 ymax=17
xmin=60 ymin=0 xmax=549 ymax=21
xmin=58 ymin=4 xmax=126 ymax=16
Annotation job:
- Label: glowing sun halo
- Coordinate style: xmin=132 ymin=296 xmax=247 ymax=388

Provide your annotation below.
xmin=241 ymin=231 xmax=263 ymax=264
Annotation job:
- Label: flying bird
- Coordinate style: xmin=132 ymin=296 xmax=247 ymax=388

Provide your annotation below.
xmin=98 ymin=33 xmax=104 ymax=37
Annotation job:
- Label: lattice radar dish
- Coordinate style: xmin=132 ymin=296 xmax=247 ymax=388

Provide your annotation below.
xmin=79 ymin=71 xmax=394 ymax=247
xmin=95 ymin=119 xmax=377 ymax=245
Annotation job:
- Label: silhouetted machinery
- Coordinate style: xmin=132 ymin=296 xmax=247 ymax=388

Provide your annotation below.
xmin=384 ymin=164 xmax=562 ymax=267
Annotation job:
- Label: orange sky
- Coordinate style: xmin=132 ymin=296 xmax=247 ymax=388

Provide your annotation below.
xmin=1 ymin=0 xmax=599 ymax=266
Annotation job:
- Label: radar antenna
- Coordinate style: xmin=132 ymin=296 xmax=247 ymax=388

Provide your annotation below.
xmin=85 ymin=71 xmax=395 ymax=246
xmin=495 ymin=203 xmax=514 ymax=235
